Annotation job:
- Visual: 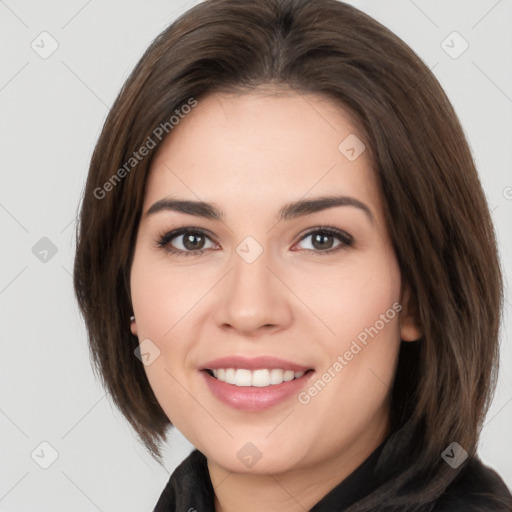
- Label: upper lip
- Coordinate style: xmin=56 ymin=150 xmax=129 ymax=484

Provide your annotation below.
xmin=200 ymin=355 xmax=313 ymax=372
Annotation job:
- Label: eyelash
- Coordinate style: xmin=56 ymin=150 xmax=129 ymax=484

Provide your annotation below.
xmin=155 ymin=226 xmax=354 ymax=257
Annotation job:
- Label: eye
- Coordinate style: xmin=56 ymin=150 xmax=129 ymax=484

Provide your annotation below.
xmin=155 ymin=228 xmax=218 ymax=256
xmin=155 ymin=226 xmax=354 ymax=257
xmin=293 ymin=227 xmax=354 ymax=254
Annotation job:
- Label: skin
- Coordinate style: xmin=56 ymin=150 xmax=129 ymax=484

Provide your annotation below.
xmin=129 ymin=90 xmax=421 ymax=512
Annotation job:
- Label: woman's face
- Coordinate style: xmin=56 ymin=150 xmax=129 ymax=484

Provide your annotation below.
xmin=130 ymin=90 xmax=419 ymax=475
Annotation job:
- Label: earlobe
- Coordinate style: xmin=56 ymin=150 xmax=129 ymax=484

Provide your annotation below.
xmin=130 ymin=315 xmax=138 ymax=336
xmin=399 ymin=286 xmax=422 ymax=342
xmin=401 ymin=317 xmax=421 ymax=342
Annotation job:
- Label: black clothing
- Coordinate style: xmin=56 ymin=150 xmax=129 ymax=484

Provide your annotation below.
xmin=153 ymin=430 xmax=512 ymax=512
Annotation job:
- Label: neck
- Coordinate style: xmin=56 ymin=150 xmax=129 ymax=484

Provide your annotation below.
xmin=207 ymin=414 xmax=390 ymax=512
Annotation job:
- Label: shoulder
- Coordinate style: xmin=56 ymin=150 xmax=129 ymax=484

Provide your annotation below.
xmin=431 ymin=457 xmax=512 ymax=511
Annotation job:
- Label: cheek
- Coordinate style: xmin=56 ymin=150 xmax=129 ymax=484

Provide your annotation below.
xmin=130 ymin=249 xmax=206 ymax=425
xmin=298 ymin=247 xmax=402 ymax=402
xmin=298 ymin=249 xmax=402 ymax=342
xmin=142 ymin=359 xmax=188 ymax=427
xmin=130 ymin=248 xmax=206 ymax=338
xmin=301 ymin=307 xmax=402 ymax=449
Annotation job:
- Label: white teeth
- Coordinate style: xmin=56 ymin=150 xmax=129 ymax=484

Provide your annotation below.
xmin=209 ymin=368 xmax=308 ymax=387
xmin=235 ymin=369 xmax=252 ymax=386
xmin=252 ymin=369 xmax=270 ymax=387
xmin=270 ymin=369 xmax=285 ymax=384
xmin=283 ymin=370 xmax=295 ymax=382
xmin=225 ymin=368 xmax=236 ymax=383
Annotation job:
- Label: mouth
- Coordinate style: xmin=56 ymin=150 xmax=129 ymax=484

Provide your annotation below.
xmin=200 ymin=365 xmax=316 ymax=410
xmin=199 ymin=355 xmax=315 ymax=409
xmin=203 ymin=368 xmax=315 ymax=387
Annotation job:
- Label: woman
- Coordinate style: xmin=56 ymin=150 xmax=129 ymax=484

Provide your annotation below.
xmin=73 ymin=0 xmax=512 ymax=510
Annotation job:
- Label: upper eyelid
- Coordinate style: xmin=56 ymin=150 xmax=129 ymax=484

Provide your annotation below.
xmin=160 ymin=226 xmax=352 ymax=249
xmin=158 ymin=228 xmax=218 ymax=248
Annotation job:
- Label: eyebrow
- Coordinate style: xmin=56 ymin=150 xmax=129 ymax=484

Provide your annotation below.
xmin=145 ymin=195 xmax=375 ymax=223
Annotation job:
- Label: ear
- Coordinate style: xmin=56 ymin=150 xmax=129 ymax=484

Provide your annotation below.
xmin=399 ymin=285 xmax=422 ymax=342
xmin=130 ymin=316 xmax=138 ymax=337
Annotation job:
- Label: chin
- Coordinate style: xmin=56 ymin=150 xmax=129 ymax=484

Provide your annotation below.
xmin=203 ymin=442 xmax=307 ymax=475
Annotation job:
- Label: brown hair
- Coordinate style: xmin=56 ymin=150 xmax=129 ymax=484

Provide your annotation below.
xmin=73 ymin=0 xmax=504 ymax=509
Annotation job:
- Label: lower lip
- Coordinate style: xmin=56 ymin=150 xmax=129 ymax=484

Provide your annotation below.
xmin=201 ymin=370 xmax=314 ymax=410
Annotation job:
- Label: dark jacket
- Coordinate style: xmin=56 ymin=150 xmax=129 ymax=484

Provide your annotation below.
xmin=153 ymin=430 xmax=512 ymax=512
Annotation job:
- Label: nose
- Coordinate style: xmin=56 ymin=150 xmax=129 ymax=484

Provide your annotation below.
xmin=214 ymin=245 xmax=293 ymax=336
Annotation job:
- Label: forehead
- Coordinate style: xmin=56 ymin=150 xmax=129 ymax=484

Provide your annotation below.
xmin=143 ymin=90 xmax=381 ymax=222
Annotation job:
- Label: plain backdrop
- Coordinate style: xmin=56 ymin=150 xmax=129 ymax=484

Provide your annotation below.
xmin=1 ymin=0 xmax=511 ymax=510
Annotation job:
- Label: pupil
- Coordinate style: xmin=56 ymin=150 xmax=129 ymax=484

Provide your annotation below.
xmin=313 ymin=233 xmax=332 ymax=250
xmin=184 ymin=233 xmax=204 ymax=250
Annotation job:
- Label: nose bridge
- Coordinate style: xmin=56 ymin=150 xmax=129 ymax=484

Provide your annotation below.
xmin=215 ymin=236 xmax=291 ymax=333
xmin=232 ymin=243 xmax=270 ymax=296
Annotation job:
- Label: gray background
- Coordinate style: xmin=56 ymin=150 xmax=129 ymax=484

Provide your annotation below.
xmin=1 ymin=0 xmax=511 ymax=510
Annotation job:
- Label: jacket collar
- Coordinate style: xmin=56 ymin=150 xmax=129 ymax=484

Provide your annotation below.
xmin=152 ymin=424 xmax=414 ymax=512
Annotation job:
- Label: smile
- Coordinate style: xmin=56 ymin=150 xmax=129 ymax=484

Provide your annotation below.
xmin=201 ymin=368 xmax=315 ymax=410
xmin=207 ymin=368 xmax=309 ymax=387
